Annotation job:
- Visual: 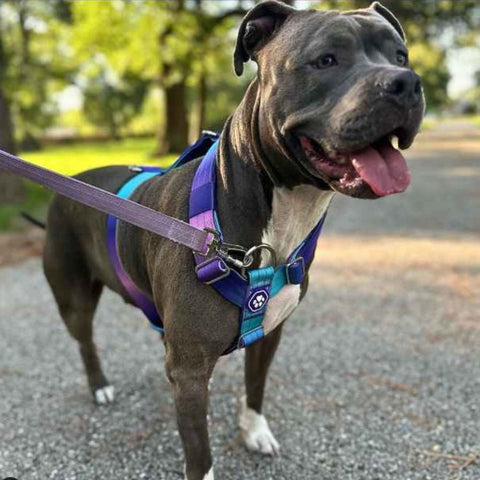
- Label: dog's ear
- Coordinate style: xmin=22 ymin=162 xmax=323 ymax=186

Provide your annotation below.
xmin=233 ymin=0 xmax=296 ymax=76
xmin=369 ymin=2 xmax=406 ymax=42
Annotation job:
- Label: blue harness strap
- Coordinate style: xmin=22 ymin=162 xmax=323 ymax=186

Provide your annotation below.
xmin=238 ymin=267 xmax=275 ymax=348
xmin=107 ymin=169 xmax=164 ymax=331
xmin=106 ymin=132 xmax=219 ymax=333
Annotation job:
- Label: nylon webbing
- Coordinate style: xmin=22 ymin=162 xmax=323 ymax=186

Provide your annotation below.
xmin=0 ymin=149 xmax=211 ymax=254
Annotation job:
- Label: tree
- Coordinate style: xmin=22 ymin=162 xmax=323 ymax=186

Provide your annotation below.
xmin=82 ymin=68 xmax=148 ymax=140
xmin=0 ymin=4 xmax=21 ymax=202
xmin=1 ymin=1 xmax=74 ymax=147
xmin=71 ymin=1 xmax=251 ymax=155
xmin=0 ymin=0 xmax=73 ymax=202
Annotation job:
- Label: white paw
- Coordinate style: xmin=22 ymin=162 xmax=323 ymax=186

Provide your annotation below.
xmin=184 ymin=465 xmax=214 ymax=480
xmin=94 ymin=385 xmax=115 ymax=405
xmin=238 ymin=395 xmax=280 ymax=456
xmin=203 ymin=467 xmax=214 ymax=480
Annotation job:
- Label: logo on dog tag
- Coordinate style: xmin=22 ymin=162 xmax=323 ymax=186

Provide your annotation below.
xmin=247 ymin=289 xmax=269 ymax=313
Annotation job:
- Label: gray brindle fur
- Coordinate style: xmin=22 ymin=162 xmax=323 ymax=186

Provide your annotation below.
xmin=42 ymin=2 xmax=424 ymax=479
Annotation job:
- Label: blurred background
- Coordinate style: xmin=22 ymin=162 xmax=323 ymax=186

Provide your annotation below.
xmin=0 ymin=0 xmax=478 ymax=232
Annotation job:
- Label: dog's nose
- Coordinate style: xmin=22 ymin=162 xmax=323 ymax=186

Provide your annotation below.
xmin=382 ymin=70 xmax=422 ymax=103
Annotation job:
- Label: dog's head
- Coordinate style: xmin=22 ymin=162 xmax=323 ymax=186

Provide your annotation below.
xmin=234 ymin=1 xmax=425 ymax=198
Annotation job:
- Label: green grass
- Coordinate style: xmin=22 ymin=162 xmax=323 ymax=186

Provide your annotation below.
xmin=0 ymin=181 xmax=53 ymax=231
xmin=469 ymin=114 xmax=480 ymax=127
xmin=1 ymin=137 xmax=178 ymax=231
xmin=420 ymin=118 xmax=437 ymax=131
xmin=23 ymin=137 xmax=177 ymax=176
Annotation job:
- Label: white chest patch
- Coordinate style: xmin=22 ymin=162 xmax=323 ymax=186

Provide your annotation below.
xmin=261 ymin=186 xmax=334 ymax=335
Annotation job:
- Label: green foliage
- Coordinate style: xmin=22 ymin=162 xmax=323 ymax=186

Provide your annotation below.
xmin=408 ymin=43 xmax=450 ymax=108
xmin=82 ymin=68 xmax=149 ymax=139
xmin=70 ymin=1 xmax=251 ymax=138
xmin=0 ymin=181 xmax=52 ymax=231
xmin=0 ymin=1 xmax=75 ymax=146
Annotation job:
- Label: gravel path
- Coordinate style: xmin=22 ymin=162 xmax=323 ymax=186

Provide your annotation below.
xmin=1 ymin=121 xmax=479 ymax=479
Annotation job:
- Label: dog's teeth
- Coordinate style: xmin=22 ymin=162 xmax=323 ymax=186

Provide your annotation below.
xmin=391 ymin=135 xmax=399 ymax=148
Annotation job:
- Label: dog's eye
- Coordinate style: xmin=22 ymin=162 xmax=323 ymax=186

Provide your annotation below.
xmin=313 ymin=54 xmax=337 ymax=69
xmin=396 ymin=51 xmax=408 ymax=66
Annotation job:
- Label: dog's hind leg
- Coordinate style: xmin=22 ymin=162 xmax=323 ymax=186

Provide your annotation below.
xmin=240 ymin=324 xmax=284 ymax=456
xmin=43 ymin=226 xmax=112 ymax=405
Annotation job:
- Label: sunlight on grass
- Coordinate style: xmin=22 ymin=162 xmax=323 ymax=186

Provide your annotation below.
xmin=1 ymin=138 xmax=180 ymax=231
xmin=469 ymin=114 xmax=480 ymax=127
xmin=22 ymin=137 xmax=178 ymax=176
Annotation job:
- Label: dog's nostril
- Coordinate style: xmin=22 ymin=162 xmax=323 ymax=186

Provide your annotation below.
xmin=383 ymin=71 xmax=421 ymax=100
xmin=414 ymin=79 xmax=421 ymax=95
xmin=388 ymin=78 xmax=405 ymax=96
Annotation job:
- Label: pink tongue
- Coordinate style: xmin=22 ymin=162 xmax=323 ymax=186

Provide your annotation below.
xmin=351 ymin=142 xmax=410 ymax=196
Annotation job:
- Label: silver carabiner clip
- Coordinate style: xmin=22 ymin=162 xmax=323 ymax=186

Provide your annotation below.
xmin=243 ymin=243 xmax=277 ymax=269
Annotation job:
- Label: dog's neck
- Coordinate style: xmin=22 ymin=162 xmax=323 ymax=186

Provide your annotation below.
xmin=214 ymin=80 xmax=334 ymax=262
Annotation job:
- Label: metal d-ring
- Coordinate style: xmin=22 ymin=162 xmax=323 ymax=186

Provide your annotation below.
xmin=203 ymin=228 xmax=277 ymax=273
xmin=243 ymin=243 xmax=277 ymax=269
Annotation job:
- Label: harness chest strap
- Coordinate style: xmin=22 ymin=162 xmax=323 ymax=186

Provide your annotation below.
xmin=188 ymin=140 xmax=327 ymax=350
xmin=107 ymin=133 xmax=327 ymax=352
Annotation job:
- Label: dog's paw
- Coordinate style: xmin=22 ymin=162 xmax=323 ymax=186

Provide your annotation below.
xmin=184 ymin=465 xmax=214 ymax=480
xmin=94 ymin=385 xmax=115 ymax=405
xmin=238 ymin=395 xmax=280 ymax=456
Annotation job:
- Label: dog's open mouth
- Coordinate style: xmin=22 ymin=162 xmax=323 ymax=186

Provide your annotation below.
xmin=300 ymin=134 xmax=411 ymax=197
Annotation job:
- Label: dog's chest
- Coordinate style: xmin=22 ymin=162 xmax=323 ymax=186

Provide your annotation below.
xmin=260 ymin=186 xmax=334 ymax=335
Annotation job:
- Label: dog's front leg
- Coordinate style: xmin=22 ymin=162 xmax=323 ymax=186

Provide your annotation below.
xmin=240 ymin=323 xmax=284 ymax=456
xmin=166 ymin=345 xmax=215 ymax=480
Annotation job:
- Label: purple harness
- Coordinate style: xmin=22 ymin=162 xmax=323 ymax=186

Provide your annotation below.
xmin=107 ymin=132 xmax=327 ymax=352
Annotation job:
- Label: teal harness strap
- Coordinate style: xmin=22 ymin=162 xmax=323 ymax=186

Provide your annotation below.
xmin=238 ymin=266 xmax=275 ymax=348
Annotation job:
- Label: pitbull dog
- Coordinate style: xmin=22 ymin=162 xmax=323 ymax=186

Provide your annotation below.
xmin=42 ymin=2 xmax=424 ymax=479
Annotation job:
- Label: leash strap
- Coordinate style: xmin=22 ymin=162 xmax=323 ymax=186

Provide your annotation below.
xmin=0 ymin=148 xmax=213 ymax=255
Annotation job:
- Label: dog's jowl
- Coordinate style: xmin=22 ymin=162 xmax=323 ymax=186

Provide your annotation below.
xmin=42 ymin=2 xmax=424 ymax=479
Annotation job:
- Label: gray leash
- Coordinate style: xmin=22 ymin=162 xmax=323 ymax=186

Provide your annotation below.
xmin=0 ymin=149 xmax=212 ymax=255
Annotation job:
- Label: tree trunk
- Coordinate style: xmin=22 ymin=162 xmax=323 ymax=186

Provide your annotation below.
xmin=195 ymin=68 xmax=207 ymax=140
xmin=156 ymin=77 xmax=189 ymax=155
xmin=154 ymin=0 xmax=189 ymax=156
xmin=0 ymin=88 xmax=24 ymax=203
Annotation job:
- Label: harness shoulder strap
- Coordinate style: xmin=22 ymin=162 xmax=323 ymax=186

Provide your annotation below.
xmin=189 ymin=140 xmax=328 ymax=352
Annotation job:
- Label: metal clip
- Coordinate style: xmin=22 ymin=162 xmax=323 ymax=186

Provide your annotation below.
xmin=243 ymin=244 xmax=277 ymax=268
xmin=202 ymin=228 xmax=277 ymax=273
